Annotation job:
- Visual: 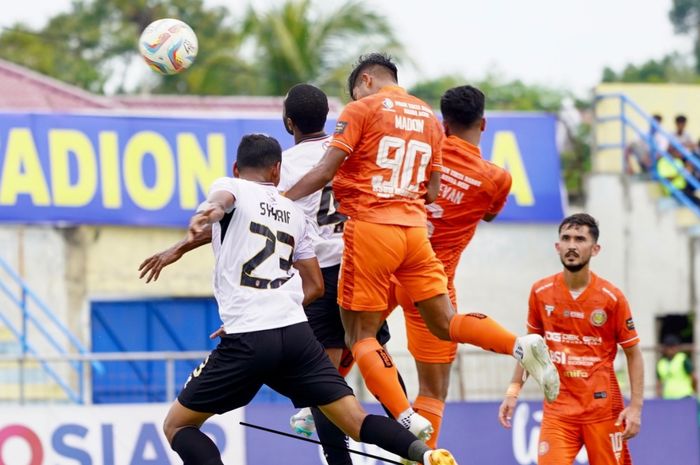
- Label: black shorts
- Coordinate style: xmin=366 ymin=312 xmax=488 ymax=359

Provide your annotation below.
xmin=306 ymin=264 xmax=391 ymax=349
xmin=178 ymin=322 xmax=354 ymax=414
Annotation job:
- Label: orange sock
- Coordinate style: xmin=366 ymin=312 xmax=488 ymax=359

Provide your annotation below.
xmin=448 ymin=313 xmax=516 ymax=355
xmin=413 ymin=396 xmax=445 ymax=449
xmin=352 ymin=338 xmax=410 ymax=418
xmin=337 ymin=347 xmax=355 ymax=377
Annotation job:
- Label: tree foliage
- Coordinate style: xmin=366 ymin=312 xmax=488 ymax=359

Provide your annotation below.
xmin=243 ymin=0 xmax=403 ymax=97
xmin=669 ymin=0 xmax=700 ymax=72
xmin=601 ymin=53 xmax=698 ymax=84
xmin=409 ymin=74 xmax=567 ymax=112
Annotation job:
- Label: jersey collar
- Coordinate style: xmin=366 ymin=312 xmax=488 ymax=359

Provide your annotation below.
xmin=447 ymin=135 xmax=482 ymax=158
xmin=379 ymin=85 xmax=406 ymax=95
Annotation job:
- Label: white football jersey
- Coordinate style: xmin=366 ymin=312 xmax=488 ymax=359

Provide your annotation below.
xmin=277 ymin=135 xmax=345 ymax=268
xmin=208 ymin=177 xmax=315 ymax=334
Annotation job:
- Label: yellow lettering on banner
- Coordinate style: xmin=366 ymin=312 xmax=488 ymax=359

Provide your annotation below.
xmin=490 ymin=131 xmax=534 ymax=206
xmin=99 ymin=131 xmax=122 ymax=208
xmin=123 ymin=131 xmax=175 ymax=210
xmin=177 ymin=133 xmax=226 ymax=209
xmin=49 ymin=130 xmax=97 ymax=207
xmin=0 ymin=128 xmax=50 ymax=206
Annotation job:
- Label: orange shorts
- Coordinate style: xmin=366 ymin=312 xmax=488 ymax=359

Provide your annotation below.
xmin=538 ymin=415 xmax=632 ymax=465
xmin=338 ymin=219 xmax=447 ymax=311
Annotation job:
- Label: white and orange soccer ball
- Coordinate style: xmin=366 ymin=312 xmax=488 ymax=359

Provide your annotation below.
xmin=138 ymin=18 xmax=198 ymax=75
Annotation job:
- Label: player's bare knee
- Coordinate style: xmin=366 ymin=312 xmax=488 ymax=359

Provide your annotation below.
xmin=162 ymin=417 xmax=179 ymax=445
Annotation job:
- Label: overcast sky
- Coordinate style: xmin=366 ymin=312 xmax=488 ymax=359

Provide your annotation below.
xmin=0 ymin=0 xmax=691 ymax=97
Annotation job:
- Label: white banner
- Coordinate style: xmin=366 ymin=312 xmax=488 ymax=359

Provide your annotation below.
xmin=0 ymin=404 xmax=245 ymax=465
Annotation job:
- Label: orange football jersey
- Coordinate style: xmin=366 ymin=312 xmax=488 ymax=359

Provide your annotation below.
xmin=428 ymin=135 xmax=512 ymax=275
xmin=527 ymin=272 xmax=639 ymax=423
xmin=330 ymin=86 xmax=444 ymax=227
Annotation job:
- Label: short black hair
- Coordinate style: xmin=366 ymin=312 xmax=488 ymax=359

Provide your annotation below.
xmin=284 ymin=84 xmax=329 ymax=134
xmin=236 ymin=134 xmax=282 ymax=170
xmin=676 ymin=114 xmax=687 ymax=124
xmin=440 ymin=85 xmax=485 ymax=129
xmin=347 ymin=52 xmax=398 ymax=98
xmin=558 ymin=213 xmax=600 ymax=242
xmin=652 ymin=114 xmax=663 ymax=123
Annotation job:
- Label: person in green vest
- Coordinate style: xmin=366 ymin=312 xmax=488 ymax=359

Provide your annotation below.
xmin=656 ymin=334 xmax=697 ymax=399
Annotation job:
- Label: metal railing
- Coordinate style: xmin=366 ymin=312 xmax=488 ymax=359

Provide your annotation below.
xmin=595 ymin=92 xmax=700 ymax=217
xmin=0 ymin=346 xmax=668 ymax=404
xmin=0 ymin=255 xmax=103 ymax=403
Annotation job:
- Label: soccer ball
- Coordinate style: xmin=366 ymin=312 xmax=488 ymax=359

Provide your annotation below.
xmin=138 ymin=18 xmax=198 ymax=75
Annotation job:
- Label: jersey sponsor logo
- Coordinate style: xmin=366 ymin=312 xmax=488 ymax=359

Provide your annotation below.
xmin=538 ymin=441 xmax=549 ymax=456
xmin=382 ymin=98 xmax=394 ymax=110
xmin=563 ymin=309 xmax=584 ymax=319
xmin=549 ymin=349 xmax=567 ymax=364
xmin=549 ymin=350 xmax=601 ymax=367
xmin=334 ymin=121 xmax=348 ymax=134
xmin=544 ymin=305 xmax=555 ymax=317
xmin=590 ymin=309 xmax=607 ymax=326
xmin=546 ymin=331 xmax=602 ymax=346
xmin=563 ymin=369 xmax=589 ymax=378
xmin=626 ymin=317 xmax=635 ymax=330
xmin=593 ymin=391 xmax=607 ymax=399
xmin=394 ymin=115 xmax=424 ymax=133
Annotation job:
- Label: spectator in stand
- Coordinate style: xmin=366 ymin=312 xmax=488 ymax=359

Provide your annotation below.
xmin=656 ymin=334 xmax=697 ymax=399
xmin=674 ymin=115 xmax=696 ymax=152
xmin=625 ymin=114 xmax=666 ymax=174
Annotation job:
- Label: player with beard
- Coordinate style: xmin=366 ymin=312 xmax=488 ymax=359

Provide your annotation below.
xmin=498 ymin=213 xmax=644 ymax=465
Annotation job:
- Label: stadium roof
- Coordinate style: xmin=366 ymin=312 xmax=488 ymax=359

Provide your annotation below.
xmin=0 ymin=58 xmax=342 ymax=116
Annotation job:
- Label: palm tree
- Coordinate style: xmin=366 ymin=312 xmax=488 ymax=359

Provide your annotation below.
xmin=244 ymin=0 xmax=405 ymax=97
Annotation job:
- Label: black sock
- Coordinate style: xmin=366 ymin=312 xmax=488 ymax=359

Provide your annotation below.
xmin=380 ymin=370 xmax=408 ymax=420
xmin=171 ymin=426 xmax=224 ymax=465
xmin=311 ymin=407 xmax=353 ymax=465
xmin=359 ymin=414 xmax=428 ymax=462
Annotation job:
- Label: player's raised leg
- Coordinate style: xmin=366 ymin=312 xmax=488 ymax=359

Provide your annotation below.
xmin=398 ymin=226 xmax=559 ymax=402
xmin=339 ymin=219 xmax=433 ymax=439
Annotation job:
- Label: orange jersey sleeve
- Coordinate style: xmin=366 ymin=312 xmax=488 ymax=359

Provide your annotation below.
xmin=329 ymin=86 xmax=443 ymax=227
xmin=611 ymin=286 xmax=639 ymax=348
xmin=487 ymin=166 xmax=512 ymax=216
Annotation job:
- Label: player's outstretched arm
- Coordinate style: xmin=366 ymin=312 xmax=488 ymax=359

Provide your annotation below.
xmin=617 ymin=344 xmax=644 ymax=439
xmin=293 ymin=257 xmax=324 ymax=306
xmin=138 ymin=226 xmax=213 ymax=283
xmin=284 ymin=147 xmax=347 ymax=201
xmin=498 ymin=363 xmax=527 ymax=428
xmin=188 ymin=191 xmax=233 ymax=241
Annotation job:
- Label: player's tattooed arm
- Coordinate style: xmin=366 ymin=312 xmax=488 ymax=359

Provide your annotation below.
xmin=285 ymin=147 xmax=347 ymax=200
xmin=293 ymin=257 xmax=324 ymax=306
xmin=138 ymin=226 xmax=213 ymax=283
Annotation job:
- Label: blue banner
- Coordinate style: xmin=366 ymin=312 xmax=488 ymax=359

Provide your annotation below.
xmin=0 ymin=112 xmax=563 ymax=226
xmin=245 ymin=399 xmax=699 ymax=465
